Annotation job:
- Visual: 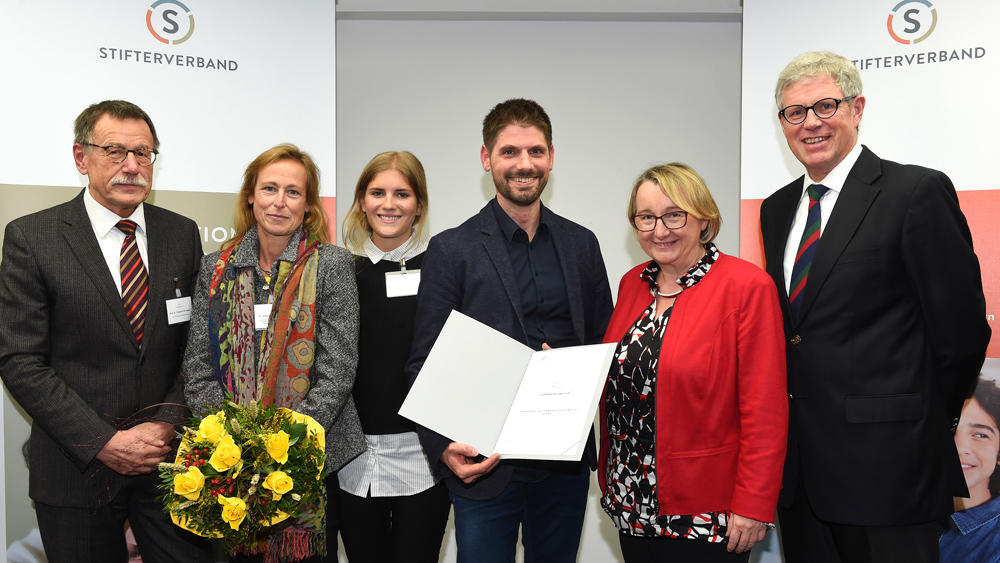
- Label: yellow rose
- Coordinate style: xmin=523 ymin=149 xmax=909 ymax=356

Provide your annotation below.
xmin=173 ymin=465 xmax=205 ymax=501
xmin=195 ymin=412 xmax=226 ymax=445
xmin=209 ymin=434 xmax=241 ymax=472
xmin=262 ymin=471 xmax=294 ymax=500
xmin=217 ymin=494 xmax=247 ymax=531
xmin=265 ymin=431 xmax=290 ymax=464
xmin=283 ymin=409 xmax=325 ymax=451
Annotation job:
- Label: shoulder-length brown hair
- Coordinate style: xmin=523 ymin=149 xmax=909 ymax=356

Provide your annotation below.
xmin=342 ymin=151 xmax=429 ymax=254
xmin=224 ymin=143 xmax=329 ymax=249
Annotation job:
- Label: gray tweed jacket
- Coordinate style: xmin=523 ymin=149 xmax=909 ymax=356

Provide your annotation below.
xmin=182 ymin=226 xmax=365 ymax=472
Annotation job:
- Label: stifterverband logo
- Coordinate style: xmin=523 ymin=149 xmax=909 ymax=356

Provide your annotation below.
xmin=887 ymin=0 xmax=937 ymax=44
xmin=147 ymin=0 xmax=195 ymax=45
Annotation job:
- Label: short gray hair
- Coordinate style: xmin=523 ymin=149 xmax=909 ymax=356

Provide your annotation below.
xmin=774 ymin=51 xmax=863 ymax=108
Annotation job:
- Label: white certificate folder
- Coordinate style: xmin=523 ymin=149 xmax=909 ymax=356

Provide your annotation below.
xmin=399 ymin=310 xmax=616 ymax=461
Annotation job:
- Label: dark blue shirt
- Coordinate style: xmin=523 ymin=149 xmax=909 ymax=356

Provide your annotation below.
xmin=940 ymin=495 xmax=1000 ymax=563
xmin=490 ymin=198 xmax=575 ymax=350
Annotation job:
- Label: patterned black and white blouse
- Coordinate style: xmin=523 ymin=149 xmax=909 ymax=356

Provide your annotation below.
xmin=601 ymin=243 xmax=727 ymax=541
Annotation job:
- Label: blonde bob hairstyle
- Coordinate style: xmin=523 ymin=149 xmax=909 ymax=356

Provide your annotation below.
xmin=224 ymin=143 xmax=329 ymax=250
xmin=342 ymin=151 xmax=429 ymax=254
xmin=627 ymin=163 xmax=721 ymax=244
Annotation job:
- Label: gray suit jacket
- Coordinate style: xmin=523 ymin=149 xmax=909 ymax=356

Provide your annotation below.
xmin=405 ymin=199 xmax=613 ymax=500
xmin=0 ymin=190 xmax=202 ymax=507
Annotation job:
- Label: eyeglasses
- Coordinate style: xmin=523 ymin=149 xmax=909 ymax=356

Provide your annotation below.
xmin=632 ymin=211 xmax=688 ymax=232
xmin=84 ymin=143 xmax=158 ymax=166
xmin=778 ymin=96 xmax=856 ymax=125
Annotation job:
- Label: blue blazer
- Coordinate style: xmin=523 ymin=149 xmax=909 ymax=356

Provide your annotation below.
xmin=405 ymin=199 xmax=613 ymax=500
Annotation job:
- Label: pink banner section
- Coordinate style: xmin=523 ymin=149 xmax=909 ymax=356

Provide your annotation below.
xmin=741 ymin=189 xmax=999 ymax=358
xmin=320 ymin=196 xmax=338 ymax=243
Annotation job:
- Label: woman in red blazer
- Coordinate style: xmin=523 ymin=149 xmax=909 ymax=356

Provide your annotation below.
xmin=599 ymin=163 xmax=788 ymax=562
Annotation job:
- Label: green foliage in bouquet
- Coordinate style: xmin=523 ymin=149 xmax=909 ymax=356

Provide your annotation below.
xmin=158 ymin=399 xmax=326 ymax=556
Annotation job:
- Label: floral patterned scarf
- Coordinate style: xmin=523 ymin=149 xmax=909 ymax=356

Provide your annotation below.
xmin=207 ymin=229 xmax=320 ymax=409
xmin=207 ymin=228 xmax=325 ymax=562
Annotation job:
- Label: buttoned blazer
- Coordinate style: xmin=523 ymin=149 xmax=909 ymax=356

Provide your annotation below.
xmin=0 ymin=190 xmax=202 ymax=507
xmin=759 ymin=146 xmax=990 ymax=525
xmin=405 ymin=201 xmax=613 ymax=500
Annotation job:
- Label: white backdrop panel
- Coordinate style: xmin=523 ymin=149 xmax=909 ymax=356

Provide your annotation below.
xmin=0 ymin=0 xmax=337 ymax=195
xmin=742 ymin=0 xmax=998 ymax=197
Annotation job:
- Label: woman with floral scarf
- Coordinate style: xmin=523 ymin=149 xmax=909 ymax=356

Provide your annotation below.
xmin=183 ymin=144 xmax=364 ymax=562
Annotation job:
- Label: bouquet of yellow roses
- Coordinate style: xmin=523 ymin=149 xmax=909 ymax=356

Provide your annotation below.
xmin=158 ymin=400 xmax=327 ymax=561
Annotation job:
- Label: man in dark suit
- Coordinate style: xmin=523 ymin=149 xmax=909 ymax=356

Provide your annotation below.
xmin=760 ymin=51 xmax=991 ymax=562
xmin=405 ymin=98 xmax=613 ymax=563
xmin=0 ymin=100 xmax=213 ymax=562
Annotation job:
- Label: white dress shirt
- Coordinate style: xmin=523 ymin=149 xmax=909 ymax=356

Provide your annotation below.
xmin=83 ymin=187 xmax=148 ymax=296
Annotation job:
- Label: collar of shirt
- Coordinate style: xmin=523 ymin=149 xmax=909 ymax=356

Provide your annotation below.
xmin=83 ymin=186 xmax=147 ymax=239
xmin=796 ymin=139 xmax=864 ymax=202
xmin=232 ymin=224 xmax=303 ymax=269
xmin=83 ymin=187 xmax=149 ymax=294
xmin=362 ymin=230 xmax=424 ymax=263
xmin=782 ymin=141 xmax=864 ymax=294
xmin=951 ymin=495 xmax=1000 ymax=535
xmin=489 ymin=197 xmax=551 ymax=242
xmin=640 ymin=242 xmax=719 ymax=294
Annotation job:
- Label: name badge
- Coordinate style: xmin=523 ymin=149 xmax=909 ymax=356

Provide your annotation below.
xmin=385 ymin=269 xmax=420 ymax=298
xmin=254 ymin=303 xmax=272 ymax=330
xmin=166 ymin=296 xmax=192 ymax=325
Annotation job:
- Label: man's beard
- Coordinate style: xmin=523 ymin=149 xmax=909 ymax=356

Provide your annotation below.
xmin=492 ymin=172 xmax=547 ymax=206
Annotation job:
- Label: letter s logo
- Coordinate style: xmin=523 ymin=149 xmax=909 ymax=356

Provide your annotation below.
xmin=146 ymin=1 xmax=195 ymax=45
xmin=887 ymin=1 xmax=937 ymax=45
xmin=902 ymin=8 xmax=921 ymax=33
xmin=161 ymin=9 xmax=180 ymax=34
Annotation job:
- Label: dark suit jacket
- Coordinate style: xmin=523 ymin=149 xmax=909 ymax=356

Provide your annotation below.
xmin=760 ymin=146 xmax=990 ymax=526
xmin=405 ymin=199 xmax=613 ymax=500
xmin=0 ymin=190 xmax=202 ymax=507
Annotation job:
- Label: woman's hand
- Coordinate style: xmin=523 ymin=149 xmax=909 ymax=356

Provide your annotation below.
xmin=725 ymin=513 xmax=768 ymax=553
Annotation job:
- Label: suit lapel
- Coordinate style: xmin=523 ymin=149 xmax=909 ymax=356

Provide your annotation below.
xmin=141 ymin=207 xmax=166 ymax=357
xmin=478 ymin=205 xmax=528 ymax=339
xmin=546 ymin=212 xmax=586 ymax=344
xmin=763 ymin=180 xmax=801 ymax=306
xmin=61 ymin=193 xmax=138 ymax=348
xmin=762 ymin=180 xmax=802 ymax=331
xmin=798 ymin=146 xmax=882 ymax=322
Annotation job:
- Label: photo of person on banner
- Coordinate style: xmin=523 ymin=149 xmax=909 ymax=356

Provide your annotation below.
xmin=940 ymin=374 xmax=1000 ymax=563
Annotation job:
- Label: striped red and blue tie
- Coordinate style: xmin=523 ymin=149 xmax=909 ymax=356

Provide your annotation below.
xmin=116 ymin=220 xmax=149 ymax=347
xmin=788 ymin=184 xmax=829 ymax=320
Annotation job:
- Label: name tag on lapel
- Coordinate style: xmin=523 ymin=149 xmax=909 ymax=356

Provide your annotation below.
xmin=166 ymin=297 xmax=192 ymax=325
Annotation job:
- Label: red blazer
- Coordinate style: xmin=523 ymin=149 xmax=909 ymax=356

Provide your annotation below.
xmin=598 ymin=252 xmax=788 ymax=522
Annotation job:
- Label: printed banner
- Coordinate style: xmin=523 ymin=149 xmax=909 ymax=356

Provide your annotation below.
xmin=0 ymin=0 xmax=336 ymax=196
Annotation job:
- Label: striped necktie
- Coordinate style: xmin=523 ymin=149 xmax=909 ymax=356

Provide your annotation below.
xmin=788 ymin=184 xmax=830 ymax=320
xmin=116 ymin=220 xmax=149 ymax=347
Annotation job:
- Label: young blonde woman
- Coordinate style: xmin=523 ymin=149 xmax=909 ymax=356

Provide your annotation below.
xmin=334 ymin=151 xmax=449 ymax=563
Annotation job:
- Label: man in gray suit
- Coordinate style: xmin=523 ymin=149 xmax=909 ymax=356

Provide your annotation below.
xmin=0 ymin=100 xmax=213 ymax=562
